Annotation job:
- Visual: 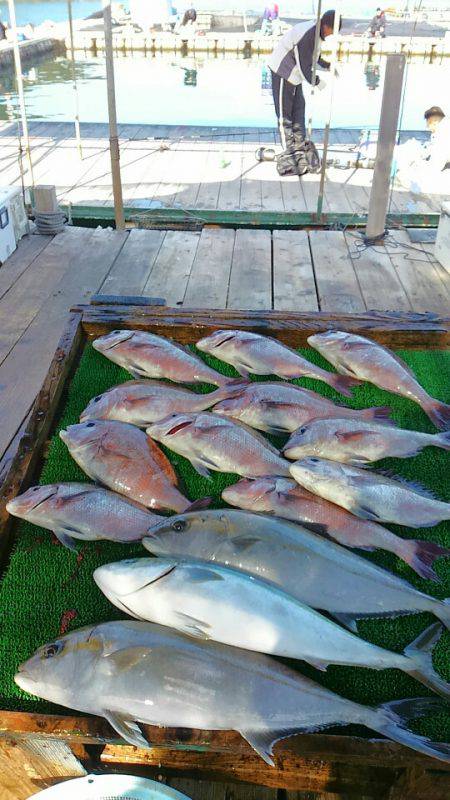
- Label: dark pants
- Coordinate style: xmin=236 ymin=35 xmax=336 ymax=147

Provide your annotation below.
xmin=270 ymin=70 xmax=306 ymax=146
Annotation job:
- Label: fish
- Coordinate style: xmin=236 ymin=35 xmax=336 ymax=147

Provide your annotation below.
xmin=212 ymin=381 xmax=391 ymax=435
xmin=142 ymin=508 xmax=450 ymax=630
xmin=308 ymin=330 xmax=450 ymax=430
xmin=196 ymin=330 xmax=359 ymax=397
xmin=14 ymin=620 xmax=450 ymax=765
xmin=222 ymin=477 xmax=450 ymax=582
xmin=146 ymin=412 xmax=290 ymax=479
xmin=80 ymin=381 xmax=246 ymax=427
xmin=59 ymin=420 xmax=191 ymax=513
xmin=94 ymin=558 xmax=450 ymax=700
xmin=6 ymin=483 xmax=161 ymax=551
xmin=283 ymin=418 xmax=450 ymax=464
xmin=290 ymin=458 xmax=450 ymax=529
xmin=92 ymin=330 xmax=235 ymax=387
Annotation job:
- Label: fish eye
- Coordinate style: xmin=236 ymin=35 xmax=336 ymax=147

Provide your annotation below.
xmin=93 ymin=396 xmax=101 ymax=403
xmin=309 ymin=457 xmax=319 ymax=463
xmin=42 ymin=642 xmax=64 ymax=659
xmin=32 ymin=486 xmax=41 ymax=492
xmin=172 ymin=520 xmax=186 ymax=532
xmin=298 ymin=427 xmax=306 ymax=435
xmin=85 ymin=422 xmax=95 ymax=428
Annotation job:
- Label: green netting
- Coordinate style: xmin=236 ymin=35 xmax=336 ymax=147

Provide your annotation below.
xmin=0 ymin=341 xmax=449 ymax=741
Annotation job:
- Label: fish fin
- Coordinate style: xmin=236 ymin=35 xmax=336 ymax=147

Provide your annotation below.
xmin=363 ymin=406 xmax=395 ymax=424
xmin=404 ymin=539 xmax=450 ymax=582
xmin=175 ymin=611 xmax=211 ymax=640
xmin=329 ymin=612 xmax=360 ymax=633
xmin=435 ymin=431 xmax=450 ymax=451
xmin=191 ymin=460 xmax=212 ymax=479
xmin=297 ymin=522 xmax=329 ymax=537
xmin=352 ymin=503 xmax=383 ymax=521
xmin=374 ymin=697 xmax=450 ymax=764
xmin=185 ymin=496 xmax=213 ymax=512
xmin=328 ymin=374 xmax=361 ymax=398
xmin=304 ymin=658 xmax=329 ymax=672
xmin=403 ymin=622 xmax=450 ymax=700
xmin=239 ymin=727 xmax=316 ymax=765
xmin=53 ymin=528 xmax=78 ymax=551
xmin=232 ymin=535 xmax=262 ymax=551
xmin=183 ymin=565 xmax=224 ymax=583
xmin=104 ymin=646 xmax=152 ymax=672
xmin=423 ymin=400 xmax=450 ymax=431
xmin=146 ymin=437 xmax=178 ymax=485
xmin=104 ymin=710 xmax=150 ymax=749
xmin=335 ymin=430 xmax=371 ymax=443
xmin=127 ymin=364 xmax=149 ymax=379
xmin=375 ymin=471 xmax=438 ymax=500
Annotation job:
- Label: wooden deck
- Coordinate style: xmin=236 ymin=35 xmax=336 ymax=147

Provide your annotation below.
xmin=0 ymin=223 xmax=448 ymax=477
xmin=0 ymin=121 xmax=448 ymax=216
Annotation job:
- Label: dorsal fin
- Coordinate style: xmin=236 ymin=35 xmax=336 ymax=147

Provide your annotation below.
xmin=375 ymin=469 xmax=438 ymax=500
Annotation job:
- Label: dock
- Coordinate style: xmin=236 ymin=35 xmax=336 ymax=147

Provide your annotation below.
xmin=0 ymin=37 xmax=64 ymax=69
xmin=1 ymin=122 xmax=448 ymax=221
xmin=0 ymin=221 xmax=448 ymax=480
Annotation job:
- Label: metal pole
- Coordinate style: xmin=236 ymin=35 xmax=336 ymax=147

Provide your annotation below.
xmin=102 ymin=0 xmax=125 ymax=230
xmin=7 ymin=0 xmax=34 ymax=186
xmin=306 ymin=0 xmax=322 ymax=140
xmin=67 ymin=0 xmax=83 ymax=158
xmin=365 ymin=54 xmax=406 ymax=242
xmin=316 ymin=9 xmax=340 ymax=220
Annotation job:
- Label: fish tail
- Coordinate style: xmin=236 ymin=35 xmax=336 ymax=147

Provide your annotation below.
xmin=434 ymin=598 xmax=450 ymax=630
xmin=422 ymin=399 xmax=450 ymax=431
xmin=326 ymin=373 xmax=361 ymax=398
xmin=372 ymin=697 xmax=450 ymax=764
xmin=207 ymin=382 xmax=249 ymax=404
xmin=404 ymin=622 xmax=450 ymax=700
xmin=360 ymin=405 xmax=393 ymax=423
xmin=435 ymin=431 xmax=450 ymax=451
xmin=185 ymin=496 xmax=213 ymax=512
xmin=401 ymin=538 xmax=450 ymax=582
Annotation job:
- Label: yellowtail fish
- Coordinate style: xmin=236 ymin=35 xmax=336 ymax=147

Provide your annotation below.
xmin=142 ymin=508 xmax=450 ymax=629
xmin=308 ymin=330 xmax=450 ymax=429
xmin=222 ymin=477 xmax=450 ymax=581
xmin=283 ymin=418 xmax=450 ymax=464
xmin=146 ymin=412 xmax=291 ymax=478
xmin=60 ymin=420 xmax=191 ymax=512
xmin=15 ymin=621 xmax=450 ymax=764
xmin=213 ymin=381 xmax=391 ymax=435
xmin=93 ymin=330 xmax=235 ymax=387
xmin=290 ymin=458 xmax=450 ymax=528
xmin=95 ymin=558 xmax=450 ymax=700
xmin=80 ymin=380 xmax=246 ymax=427
xmin=6 ymin=483 xmax=160 ymax=551
xmin=196 ymin=330 xmax=360 ymax=397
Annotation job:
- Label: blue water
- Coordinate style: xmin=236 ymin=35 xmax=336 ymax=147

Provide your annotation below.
xmin=2 ymin=0 xmax=450 ymax=27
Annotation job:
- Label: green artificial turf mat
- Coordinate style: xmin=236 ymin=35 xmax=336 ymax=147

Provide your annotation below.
xmin=0 ymin=340 xmax=449 ymax=742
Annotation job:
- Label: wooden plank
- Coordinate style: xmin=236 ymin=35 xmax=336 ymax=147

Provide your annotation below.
xmin=100 ymin=228 xmax=166 ymax=296
xmin=143 ymin=230 xmax=200 ymax=306
xmin=170 ymin=779 xmax=277 ymax=800
xmin=239 ymin=144 xmax=262 ymax=211
xmin=195 ymin=144 xmax=223 ymax=210
xmin=217 ymin=137 xmax=244 ymax=212
xmin=0 ymin=229 xmax=83 ymax=365
xmin=227 ymin=229 xmax=272 ymax=309
xmin=77 ymin=306 xmax=450 ymax=349
xmin=0 ymin=234 xmax=52 ymax=301
xmin=184 ymin=228 xmax=235 ymax=308
xmin=273 ymin=230 xmax=318 ymax=311
xmin=0 ymin=739 xmax=86 ymax=800
xmin=281 ymin=174 xmax=308 ymax=213
xmin=386 ymin=229 xmax=450 ymax=314
xmin=344 ymin=232 xmax=412 ymax=312
xmin=0 ymin=228 xmax=127 ymax=463
xmin=309 ymin=230 xmax=366 ymax=313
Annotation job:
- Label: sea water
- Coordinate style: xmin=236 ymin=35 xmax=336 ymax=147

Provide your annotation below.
xmin=0 ymin=54 xmax=448 ymax=130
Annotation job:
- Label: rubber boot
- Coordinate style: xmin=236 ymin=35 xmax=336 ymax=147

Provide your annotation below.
xmin=276 ymin=121 xmax=298 ymax=176
xmin=292 ymin=124 xmax=309 ymax=177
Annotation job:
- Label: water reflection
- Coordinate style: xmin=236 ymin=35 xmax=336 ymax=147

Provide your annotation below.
xmin=0 ymin=53 xmax=447 ymax=129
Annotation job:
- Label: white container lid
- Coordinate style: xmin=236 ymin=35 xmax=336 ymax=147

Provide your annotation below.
xmin=28 ymin=774 xmax=193 ymax=800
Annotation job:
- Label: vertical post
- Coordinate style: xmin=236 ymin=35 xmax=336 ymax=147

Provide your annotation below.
xmin=7 ymin=0 xmax=34 ymax=186
xmin=316 ymin=9 xmax=340 ymax=220
xmin=67 ymin=0 xmax=83 ymax=158
xmin=102 ymin=0 xmax=125 ymax=230
xmin=365 ymin=54 xmax=406 ymax=242
xmin=306 ymin=0 xmax=322 ymax=140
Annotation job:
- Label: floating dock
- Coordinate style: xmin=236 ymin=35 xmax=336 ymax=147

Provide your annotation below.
xmin=0 ymin=37 xmax=64 ymax=70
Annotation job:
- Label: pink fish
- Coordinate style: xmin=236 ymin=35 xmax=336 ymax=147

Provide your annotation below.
xmin=80 ymin=380 xmax=246 ymax=427
xmin=93 ymin=330 xmax=235 ymax=387
xmin=213 ymin=381 xmax=391 ymax=434
xmin=60 ymin=420 xmax=191 ymax=512
xmin=147 ymin=412 xmax=291 ymax=479
xmin=308 ymin=330 xmax=450 ymax=430
xmin=196 ymin=330 xmax=360 ymax=397
xmin=222 ymin=477 xmax=450 ymax=582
